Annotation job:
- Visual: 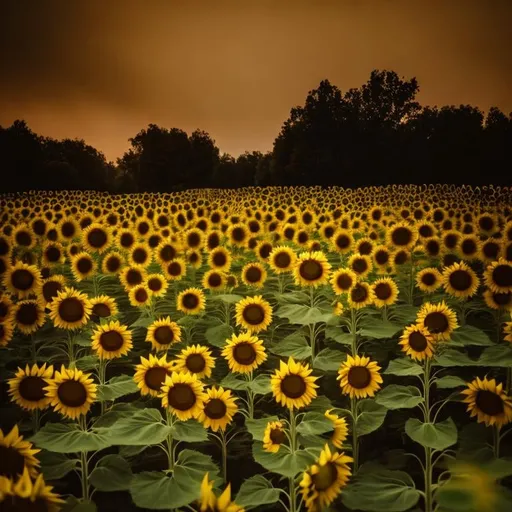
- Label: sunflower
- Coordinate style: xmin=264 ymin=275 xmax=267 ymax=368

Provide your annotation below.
xmin=164 ymin=258 xmax=187 ymax=281
xmin=56 ymin=216 xmax=80 ymax=241
xmin=372 ymin=245 xmax=392 ymax=272
xmin=442 ymin=261 xmax=480 ymax=298
xmin=202 ymin=270 xmax=227 ymax=291
xmin=119 ymin=266 xmax=147 ymax=290
xmin=324 ymin=410 xmax=349 ymax=449
xmin=458 ymin=234 xmax=481 ymax=260
xmin=160 ymin=371 xmax=206 ymax=421
xmin=241 ymin=262 xmax=267 ymax=288
xmin=155 ymin=240 xmax=181 ymax=266
xmin=234 ymin=295 xmax=273 ymax=333
xmin=271 ymin=357 xmax=318 ymax=410
xmin=483 ymin=290 xmax=512 ymax=311
xmin=484 ymin=258 xmax=512 ymax=294
xmin=0 ymin=467 xmax=64 ymax=512
xmin=48 ymin=287 xmax=92 ymax=330
xmin=0 ymin=293 xmax=14 ymax=322
xmin=174 ymin=344 xmax=216 ymax=379
xmin=371 ymin=277 xmax=399 ymax=307
xmin=41 ymin=275 xmax=66 ymax=307
xmin=3 ymin=262 xmax=42 ymax=299
xmin=44 ymin=366 xmax=97 ymax=420
xmin=222 ymin=331 xmax=267 ymax=373
xmin=208 ymin=247 xmax=232 ymax=272
xmin=387 ymin=222 xmax=418 ymax=250
xmin=347 ymin=282 xmax=374 ymax=309
xmin=42 ymin=241 xmax=66 ymax=266
xmin=82 ymin=223 xmax=111 ymax=253
xmin=8 ymin=363 xmax=54 ymax=411
xmin=416 ymin=301 xmax=459 ymax=341
xmin=71 ymin=251 xmax=97 ymax=281
xmin=504 ymin=320 xmax=512 ymax=342
xmin=331 ymin=229 xmax=354 ymax=254
xmin=0 ymin=319 xmax=14 ymax=346
xmin=399 ymin=324 xmax=436 ymax=361
xmin=333 ymin=301 xmax=344 ymax=316
xmin=101 ymin=251 xmax=125 ymax=275
xmin=197 ymin=386 xmax=238 ymax=432
xmin=348 ymin=254 xmax=372 ymax=279
xmin=177 ymin=287 xmax=206 ymax=315
xmin=128 ymin=284 xmax=152 ymax=307
xmin=91 ymin=320 xmax=132 ymax=360
xmin=262 ymin=420 xmax=287 ymax=453
xmin=90 ymin=295 xmax=118 ymax=319
xmin=268 ymin=246 xmax=297 ymax=274
xmin=0 ymin=425 xmax=40 ymax=479
xmin=227 ymin=223 xmax=249 ymax=248
xmin=133 ymin=353 xmax=176 ymax=397
xmin=337 ymin=354 xmax=383 ymax=399
xmin=129 ymin=242 xmax=152 ymax=268
xmin=14 ymin=300 xmax=46 ymax=335
xmin=416 ymin=267 xmax=443 ymax=293
xmin=146 ymin=316 xmax=182 ymax=351
xmin=293 ymin=251 xmax=331 ymax=287
xmin=145 ymin=273 xmax=168 ymax=297
xmin=299 ymin=444 xmax=353 ymax=512
xmin=199 ymin=473 xmax=244 ymax=512
xmin=11 ymin=225 xmax=35 ymax=250
xmin=330 ymin=268 xmax=357 ymax=295
xmin=461 ymin=377 xmax=512 ymax=428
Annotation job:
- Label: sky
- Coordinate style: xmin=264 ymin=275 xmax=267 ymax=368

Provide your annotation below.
xmin=1 ymin=0 xmax=511 ymax=163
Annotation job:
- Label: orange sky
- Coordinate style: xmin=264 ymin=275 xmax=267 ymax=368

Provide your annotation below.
xmin=1 ymin=0 xmax=511 ymax=163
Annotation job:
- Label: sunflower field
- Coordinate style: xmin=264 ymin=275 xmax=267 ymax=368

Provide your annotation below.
xmin=1 ymin=184 xmax=512 ymax=512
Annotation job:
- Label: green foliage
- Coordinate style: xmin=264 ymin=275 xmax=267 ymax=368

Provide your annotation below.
xmin=97 ymin=375 xmax=139 ymax=401
xmin=89 ymin=455 xmax=132 ymax=492
xmin=384 ymin=358 xmax=423 ymax=376
xmin=296 ymin=412 xmax=334 ymax=436
xmin=356 ymin=400 xmax=388 ymax=436
xmin=270 ymin=331 xmax=312 ymax=359
xmin=376 ymin=385 xmax=424 ymax=410
xmin=234 ymin=475 xmax=280 ymax=508
xmin=405 ymin=417 xmax=458 ymax=450
xmin=252 ymin=442 xmax=316 ymax=477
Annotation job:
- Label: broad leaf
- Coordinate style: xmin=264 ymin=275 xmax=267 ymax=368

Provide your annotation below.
xmin=276 ymin=304 xmax=333 ymax=325
xmin=252 ymin=442 xmax=315 ymax=477
xmin=38 ymin=451 xmax=79 ymax=480
xmin=270 ymin=332 xmax=312 ymax=359
xmin=213 ymin=294 xmax=244 ymax=304
xmin=325 ymin=326 xmax=353 ymax=346
xmin=97 ymin=375 xmax=139 ymax=401
xmin=75 ymin=355 xmax=99 ymax=371
xmin=375 ymin=385 xmax=424 ymax=410
xmin=248 ymin=374 xmax=271 ymax=395
xmin=313 ymin=348 xmax=343 ymax=372
xmin=89 ymin=454 xmax=132 ymax=492
xmin=356 ymin=400 xmax=388 ymax=436
xmin=450 ymin=325 xmax=493 ymax=346
xmin=235 ymin=475 xmax=280 ymax=508
xmin=219 ymin=373 xmax=249 ymax=391
xmin=405 ymin=417 xmax=458 ymax=450
xmin=296 ymin=412 xmax=334 ymax=436
xmin=171 ymin=420 xmax=208 ymax=442
xmin=245 ymin=416 xmax=279 ymax=441
xmin=131 ymin=315 xmax=154 ymax=328
xmin=359 ymin=320 xmax=402 ymax=339
xmin=205 ymin=324 xmax=233 ymax=348
xmin=435 ymin=375 xmax=467 ymax=389
xmin=384 ymin=358 xmax=423 ymax=377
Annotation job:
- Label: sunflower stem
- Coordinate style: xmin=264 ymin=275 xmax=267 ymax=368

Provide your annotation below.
xmin=288 ymin=407 xmax=297 ymax=512
xmin=493 ymin=425 xmax=501 ymax=459
xmin=423 ymin=358 xmax=433 ymax=512
xmin=220 ymin=428 xmax=228 ymax=483
xmin=78 ymin=415 xmax=90 ymax=501
xmin=165 ymin=410 xmax=175 ymax=470
xmin=98 ymin=359 xmax=108 ymax=416
xmin=32 ymin=408 xmax=40 ymax=434
xmin=350 ymin=308 xmax=358 ymax=356
xmin=350 ymin=398 xmax=359 ymax=474
xmin=67 ymin=331 xmax=75 ymax=368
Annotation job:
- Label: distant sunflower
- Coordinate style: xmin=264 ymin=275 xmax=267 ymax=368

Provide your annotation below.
xmin=208 ymin=247 xmax=232 ymax=272
xmin=241 ymin=262 xmax=267 ymax=288
xmin=145 ymin=273 xmax=168 ymax=297
xmin=387 ymin=222 xmax=418 ymax=250
xmin=348 ymin=254 xmax=372 ymax=279
xmin=0 ymin=293 xmax=14 ymax=322
xmin=484 ymin=258 xmax=512 ymax=294
xmin=14 ymin=300 xmax=46 ymax=335
xmin=271 ymin=357 xmax=318 ymax=410
xmin=325 ymin=409 xmax=349 ymax=449
xmin=71 ymin=251 xmax=97 ymax=281
xmin=458 ymin=234 xmax=480 ymax=260
xmin=0 ymin=319 xmax=14 ymax=346
xmin=11 ymin=225 xmax=35 ymax=250
xmin=146 ymin=316 xmax=182 ymax=351
xmin=372 ymin=245 xmax=392 ymax=272
xmin=90 ymin=295 xmax=118 ymax=319
xmin=160 ymin=371 xmax=206 ymax=421
xmin=91 ymin=320 xmax=132 ymax=360
xmin=133 ymin=353 xmax=176 ymax=397
xmin=416 ymin=301 xmax=458 ymax=341
xmin=235 ymin=295 xmax=273 ymax=333
xmin=177 ymin=287 xmax=206 ymax=315
xmin=222 ymin=331 xmax=267 ymax=373
xmin=337 ymin=354 xmax=383 ymax=399
xmin=0 ymin=425 xmax=40 ymax=479
xmin=155 ymin=240 xmax=181 ymax=267
xmin=3 ymin=262 xmax=42 ymax=299
xmin=347 ymin=282 xmax=374 ymax=309
xmin=442 ymin=261 xmax=480 ymax=298
xmin=119 ymin=266 xmax=147 ymax=290
xmin=8 ymin=363 xmax=54 ymax=411
xmin=42 ymin=241 xmax=65 ymax=266
xmin=371 ymin=277 xmax=399 ymax=307
xmin=330 ymin=268 xmax=357 ymax=295
xmin=48 ymin=287 xmax=92 ymax=330
xmin=399 ymin=324 xmax=436 ymax=361
xmin=164 ymin=258 xmax=187 ymax=282
xmin=129 ymin=243 xmax=152 ymax=268
xmin=416 ymin=267 xmax=443 ymax=293
xmin=202 ymin=269 xmax=227 ymax=291
xmin=461 ymin=377 xmax=512 ymax=428
xmin=479 ymin=239 xmax=502 ymax=263
xmin=268 ymin=246 xmax=297 ymax=274
xmin=293 ymin=251 xmax=331 ymax=287
xmin=45 ymin=366 xmax=97 ymax=420
xmin=227 ymin=223 xmax=249 ymax=248
xmin=101 ymin=251 xmax=124 ymax=275
xmin=82 ymin=223 xmax=111 ymax=253
xmin=56 ymin=217 xmax=80 ymax=242
xmin=331 ymin=229 xmax=354 ymax=254
xmin=483 ymin=290 xmax=512 ymax=311
xmin=263 ymin=420 xmax=287 ymax=453
xmin=197 ymin=386 xmax=238 ymax=432
xmin=41 ymin=275 xmax=66 ymax=307
xmin=256 ymin=240 xmax=273 ymax=262
xmin=128 ymin=284 xmax=152 ymax=307
xmin=175 ymin=344 xmax=216 ymax=379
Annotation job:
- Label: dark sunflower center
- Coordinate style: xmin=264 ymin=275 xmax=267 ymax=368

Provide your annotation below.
xmin=352 ymin=258 xmax=368 ymax=274
xmin=232 ymin=227 xmax=245 ymax=242
xmin=76 ymin=257 xmax=93 ymax=274
xmin=186 ymin=354 xmax=206 ymax=373
xmin=409 ymin=331 xmax=429 ymax=352
xmin=213 ymin=252 xmax=227 ymax=266
xmin=120 ymin=233 xmax=134 ymax=248
xmin=274 ymin=252 xmax=291 ymax=268
xmin=424 ymin=312 xmax=449 ymax=333
xmin=479 ymin=217 xmax=494 ymax=232
xmin=259 ymin=244 xmax=272 ymax=259
xmin=92 ymin=303 xmax=111 ymax=317
xmin=182 ymin=293 xmax=199 ymax=309
xmin=336 ymin=274 xmax=353 ymax=291
xmin=61 ymin=221 xmax=76 ymax=238
xmin=137 ymin=222 xmax=150 ymax=235
xmin=350 ymin=284 xmax=368 ymax=303
xmin=16 ymin=303 xmax=38 ymax=325
xmin=148 ymin=278 xmax=162 ymax=292
xmin=394 ymin=251 xmax=408 ymax=265
xmin=426 ymin=240 xmax=440 ymax=256
xmin=375 ymin=250 xmax=389 ymax=265
xmin=475 ymin=390 xmax=504 ymax=416
xmin=208 ymin=273 xmax=222 ymax=288
xmin=16 ymin=231 xmax=32 ymax=246
xmin=493 ymin=292 xmax=512 ymax=306
xmin=11 ymin=269 xmax=34 ymax=291
xmin=0 ymin=302 xmax=8 ymax=319
xmin=461 ymin=239 xmax=477 ymax=255
xmin=45 ymin=246 xmax=61 ymax=262
xmin=167 ymin=262 xmax=182 ymax=277
xmin=58 ymin=297 xmax=85 ymax=323
xmin=42 ymin=281 xmax=62 ymax=304
xmin=154 ymin=326 xmax=174 ymax=345
xmin=19 ymin=376 xmax=47 ymax=401
xmin=419 ymin=225 xmax=433 ymax=238
xmin=242 ymin=304 xmax=265 ymax=325
xmin=280 ymin=374 xmax=307 ymax=399
xmin=299 ymin=260 xmax=323 ymax=281
xmin=0 ymin=445 xmax=25 ymax=479
xmin=88 ymin=228 xmax=107 ymax=248
xmin=374 ymin=283 xmax=392 ymax=300
xmin=492 ymin=265 xmax=512 ymax=287
xmin=270 ymin=428 xmax=286 ymax=445
xmin=312 ymin=462 xmax=338 ymax=491
xmin=204 ymin=398 xmax=227 ymax=419
xmin=449 ymin=269 xmax=472 ymax=291
xmin=100 ymin=330 xmax=125 ymax=351
xmin=126 ymin=269 xmax=143 ymax=285
xmin=347 ymin=366 xmax=372 ymax=389
xmin=483 ymin=242 xmax=500 ymax=259
xmin=245 ymin=266 xmax=262 ymax=283
xmin=144 ymin=367 xmax=169 ymax=391
xmin=106 ymin=256 xmax=121 ymax=273
xmin=392 ymin=227 xmax=412 ymax=246
xmin=444 ymin=234 xmax=458 ymax=249
xmin=188 ymin=233 xmax=201 ymax=247
xmin=132 ymin=248 xmax=147 ymax=264
xmin=32 ymin=219 xmax=46 ymax=236
xmin=57 ymin=380 xmax=87 ymax=407
xmin=168 ymin=383 xmax=196 ymax=410
xmin=421 ymin=273 xmax=436 ymax=286
xmin=358 ymin=241 xmax=372 ymax=255
xmin=233 ymin=342 xmax=257 ymax=365
xmin=134 ymin=288 xmax=149 ymax=303
xmin=160 ymin=245 xmax=176 ymax=261
xmin=336 ymin=234 xmax=349 ymax=249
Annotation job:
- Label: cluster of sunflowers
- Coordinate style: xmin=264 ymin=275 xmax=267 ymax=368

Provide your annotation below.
xmin=1 ymin=185 xmax=512 ymax=512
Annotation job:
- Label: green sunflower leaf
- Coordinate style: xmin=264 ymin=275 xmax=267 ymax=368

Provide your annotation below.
xmin=270 ymin=332 xmax=312 ymax=359
xmin=171 ymin=419 xmax=208 ymax=442
xmin=38 ymin=451 xmax=79 ymax=480
xmin=375 ymin=385 xmax=424 ymax=410
xmin=205 ymin=323 xmax=233 ymax=348
xmin=313 ymin=348 xmax=343 ymax=372
xmin=245 ymin=416 xmax=280 ymax=441
xmin=235 ymin=475 xmax=280 ymax=508
xmin=356 ymin=400 xmax=388 ymax=436
xmin=325 ymin=326 xmax=353 ymax=345
xmin=97 ymin=375 xmax=139 ymax=401
xmin=89 ymin=454 xmax=132 ymax=492
xmin=131 ymin=315 xmax=154 ymax=328
xmin=296 ymin=412 xmax=334 ymax=436
xmin=62 ymin=497 xmax=97 ymax=512
xmin=435 ymin=375 xmax=467 ymax=389
xmin=252 ymin=442 xmax=315 ymax=477
xmin=450 ymin=325 xmax=493 ymax=346
xmin=359 ymin=320 xmax=403 ymax=339
xmin=384 ymin=358 xmax=423 ymax=376
xmin=219 ymin=372 xmax=249 ymax=391
xmin=213 ymin=294 xmax=244 ymax=304
xmin=405 ymin=417 xmax=458 ymax=450
xmin=75 ymin=355 xmax=99 ymax=371
xmin=275 ymin=304 xmax=333 ymax=325
xmin=248 ymin=373 xmax=272 ymax=395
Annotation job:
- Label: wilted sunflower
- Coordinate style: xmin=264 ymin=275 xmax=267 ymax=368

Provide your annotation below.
xmin=44 ymin=366 xmax=97 ymax=420
xmin=145 ymin=273 xmax=168 ymax=297
xmin=348 ymin=254 xmax=372 ymax=279
xmin=241 ymin=262 xmax=267 ymax=288
xmin=461 ymin=377 xmax=512 ymax=428
xmin=13 ymin=300 xmax=46 ymax=335
xmin=160 ymin=371 xmax=206 ymax=421
xmin=40 ymin=275 xmax=66 ymax=307
xmin=177 ymin=287 xmax=206 ymax=315
xmin=133 ymin=353 xmax=176 ymax=397
xmin=91 ymin=320 xmax=132 ymax=360
xmin=271 ymin=357 xmax=318 ymax=409
xmin=268 ymin=246 xmax=297 ymax=274
xmin=71 ymin=251 xmax=97 ymax=281
xmin=0 ymin=319 xmax=14 ymax=346
xmin=222 ymin=331 xmax=267 ymax=374
xmin=293 ymin=251 xmax=331 ymax=287
xmin=484 ymin=258 xmax=512 ymax=294
xmin=199 ymin=472 xmax=244 ymax=512
xmin=416 ymin=267 xmax=443 ymax=293
xmin=337 ymin=354 xmax=383 ymax=399
xmin=128 ymin=284 xmax=152 ymax=307
xmin=0 ymin=425 xmax=40 ymax=479
xmin=262 ymin=420 xmax=287 ymax=453
xmin=235 ymin=295 xmax=273 ymax=333
xmin=82 ymin=223 xmax=111 ymax=253
xmin=119 ymin=266 xmax=147 ymax=290
xmin=48 ymin=287 xmax=92 ymax=330
xmin=347 ymin=282 xmax=374 ymax=309
xmin=3 ymin=262 xmax=42 ymax=299
xmin=416 ymin=301 xmax=458 ymax=341
xmin=442 ymin=261 xmax=480 ymax=298
xmin=372 ymin=277 xmax=399 ymax=308
xmin=90 ymin=295 xmax=118 ymax=319
xmin=174 ymin=344 xmax=216 ymax=379
xmin=299 ymin=444 xmax=353 ymax=512
xmin=202 ymin=269 xmax=227 ymax=291
xmin=8 ymin=363 xmax=54 ymax=411
xmin=399 ymin=324 xmax=436 ymax=361
xmin=146 ymin=316 xmax=182 ymax=351
xmin=197 ymin=386 xmax=238 ymax=432
xmin=330 ymin=268 xmax=357 ymax=295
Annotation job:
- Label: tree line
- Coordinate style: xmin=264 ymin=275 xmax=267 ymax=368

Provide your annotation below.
xmin=1 ymin=69 xmax=511 ymax=193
